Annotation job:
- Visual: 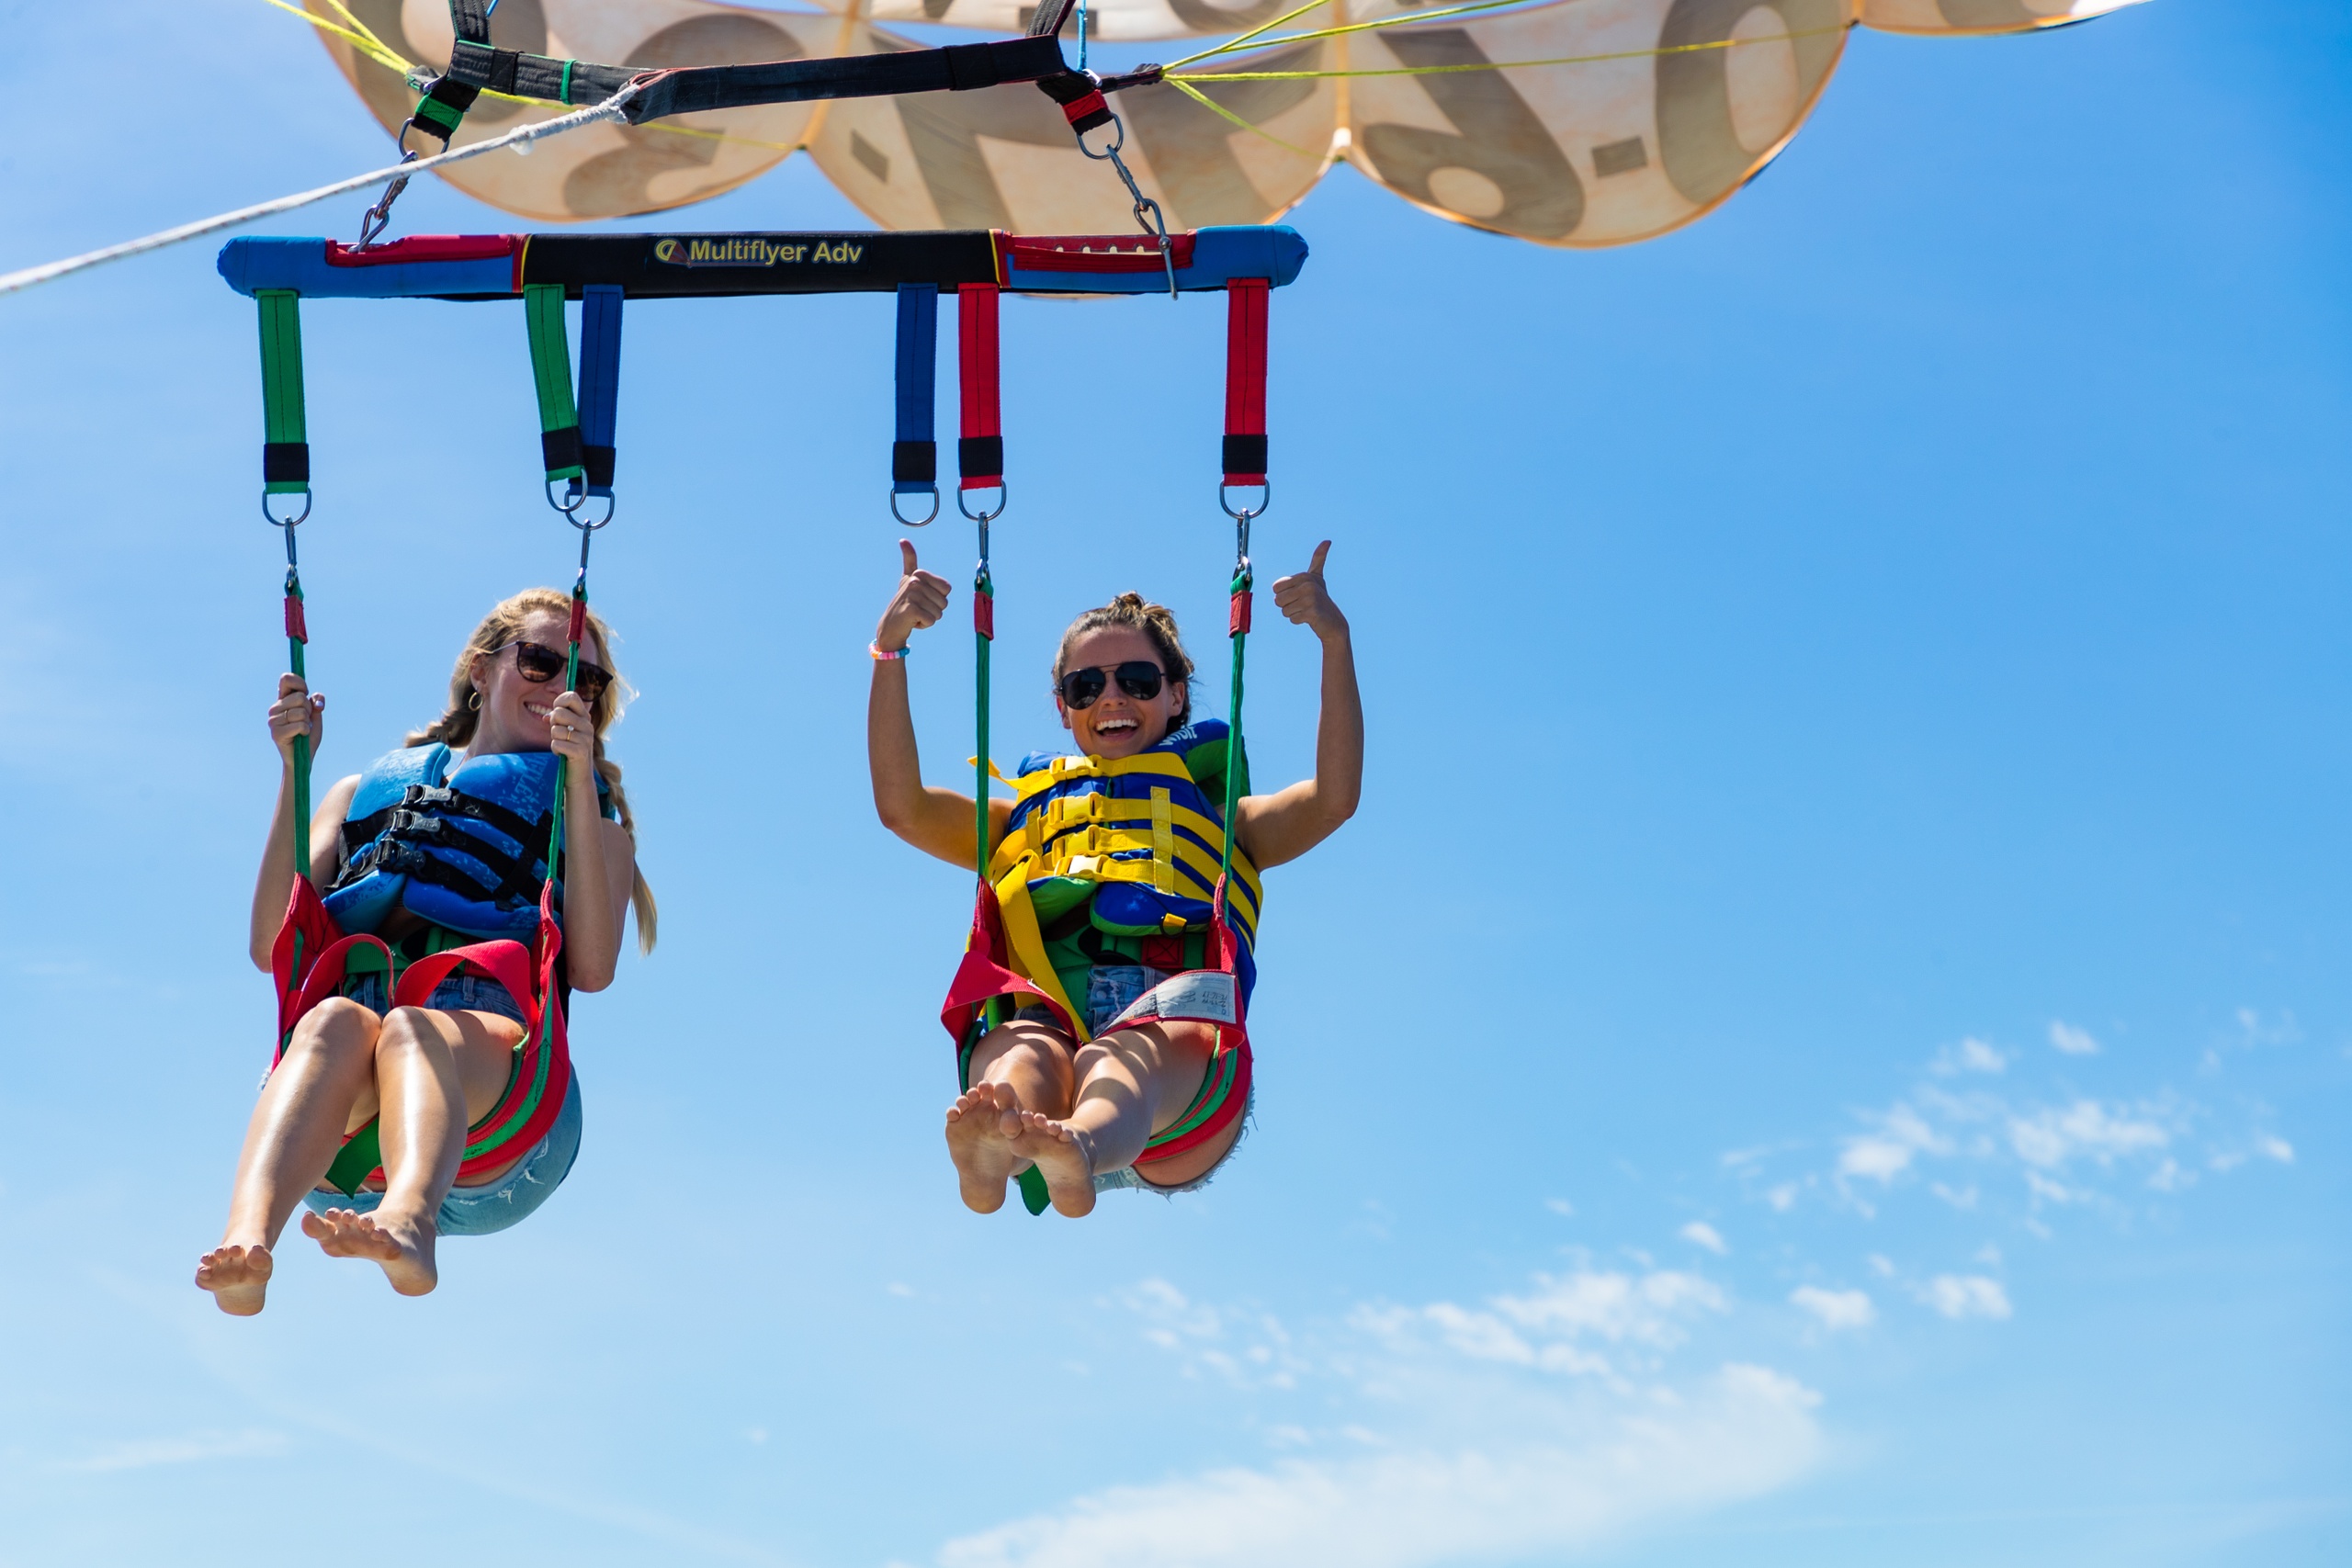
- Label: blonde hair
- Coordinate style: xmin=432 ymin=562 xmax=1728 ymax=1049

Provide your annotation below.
xmin=405 ymin=588 xmax=659 ymax=953
xmin=1054 ymin=592 xmax=1196 ymax=728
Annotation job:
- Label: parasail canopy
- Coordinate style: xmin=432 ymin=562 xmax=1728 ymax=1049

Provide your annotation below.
xmin=298 ymin=0 xmax=2146 ymax=247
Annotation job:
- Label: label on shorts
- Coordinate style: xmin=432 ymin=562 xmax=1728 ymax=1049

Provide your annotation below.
xmin=1136 ymin=970 xmax=1238 ymax=1026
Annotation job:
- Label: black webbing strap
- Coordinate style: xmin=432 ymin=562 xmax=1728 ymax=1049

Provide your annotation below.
xmin=339 ymin=786 xmax=553 ymax=863
xmin=442 ymin=33 xmax=1068 ymax=125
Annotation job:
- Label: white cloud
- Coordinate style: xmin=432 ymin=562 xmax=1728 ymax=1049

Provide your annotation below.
xmin=1487 ymin=1270 xmax=1726 ymax=1349
xmin=2258 ymin=1135 xmax=2294 ymax=1164
xmin=934 ymin=1365 xmax=1821 ymax=1568
xmin=2147 ymin=1157 xmax=2194 ymax=1192
xmin=1838 ymin=1103 xmax=1947 ymax=1184
xmin=1918 ymin=1275 xmax=2011 ymax=1321
xmin=1544 ymin=1197 xmax=1576 ymax=1217
xmin=2007 ymin=1100 xmax=2168 ymax=1168
xmin=52 ymin=1428 xmax=285 ymax=1473
xmin=2049 ymin=1021 xmax=2100 ymax=1055
xmin=1766 ymin=1183 xmax=1799 ymax=1213
xmin=1929 ymin=1182 xmax=1978 ymax=1210
xmin=1679 ymin=1222 xmax=1728 ymax=1256
xmin=1789 ymin=1287 xmax=1874 ymax=1331
xmin=1933 ymin=1038 xmax=2007 ymax=1076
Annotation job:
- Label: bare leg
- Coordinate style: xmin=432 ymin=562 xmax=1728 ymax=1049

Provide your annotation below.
xmin=945 ymin=1021 xmax=1075 ymax=1213
xmin=197 ymin=998 xmax=381 ymax=1315
xmin=1014 ymin=1021 xmax=1217 ymax=1218
xmin=302 ymin=1005 xmax=519 ymax=1296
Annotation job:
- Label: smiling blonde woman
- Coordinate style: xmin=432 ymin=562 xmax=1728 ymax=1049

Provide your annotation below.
xmin=197 ymin=589 xmax=652 ymax=1314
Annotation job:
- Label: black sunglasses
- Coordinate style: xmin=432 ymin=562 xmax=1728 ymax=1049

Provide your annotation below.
xmin=495 ymin=639 xmax=614 ymax=705
xmin=1057 ymin=661 xmax=1171 ymax=709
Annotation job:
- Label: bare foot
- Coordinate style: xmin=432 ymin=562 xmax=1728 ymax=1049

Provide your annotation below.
xmin=1012 ymin=1112 xmax=1098 ymax=1218
xmin=300 ymin=1206 xmax=438 ymax=1296
xmin=944 ymin=1081 xmax=1028 ymax=1213
xmin=195 ymin=1243 xmax=274 ymax=1316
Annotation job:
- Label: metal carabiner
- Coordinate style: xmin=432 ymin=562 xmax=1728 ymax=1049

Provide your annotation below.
xmin=547 ymin=475 xmax=593 ymax=516
xmin=1078 ymin=107 xmax=1178 ymax=299
xmin=891 ymin=486 xmax=942 ymax=527
xmin=958 ymin=483 xmax=1009 ymax=525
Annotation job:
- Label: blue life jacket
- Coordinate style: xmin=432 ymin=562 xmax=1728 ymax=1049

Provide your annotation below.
xmin=323 ymin=743 xmax=613 ymax=941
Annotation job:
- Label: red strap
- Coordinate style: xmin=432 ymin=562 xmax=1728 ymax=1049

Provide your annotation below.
xmin=567 ymin=595 xmax=587 ymax=644
xmin=283 ymin=594 xmax=309 ymax=643
xmin=1224 ymin=278 xmax=1269 ymax=486
xmin=975 ymin=586 xmax=995 ymax=639
xmin=322 ymin=234 xmax=517 ymax=267
xmin=1229 ymin=589 xmax=1252 ymax=637
xmin=958 ymin=283 xmax=1001 ymax=489
xmin=1058 ymin=89 xmax=1108 ymax=126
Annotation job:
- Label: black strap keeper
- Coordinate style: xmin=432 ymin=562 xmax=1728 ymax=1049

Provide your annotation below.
xmin=486 ymin=48 xmax=522 ymax=94
xmin=893 ymin=440 xmax=937 ymax=484
xmin=1222 ymin=434 xmax=1268 ymax=475
xmin=582 ymin=445 xmax=616 ymax=487
xmin=1035 ymin=70 xmax=1096 ymax=106
xmin=959 ymin=434 xmax=1004 ymax=478
xmin=262 ymin=442 xmax=310 ymax=483
xmin=944 ymin=42 xmax=1002 ymax=91
xmin=542 ymin=426 xmax=584 ymax=473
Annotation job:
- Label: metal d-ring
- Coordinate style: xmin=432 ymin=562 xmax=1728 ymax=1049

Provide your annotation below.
xmin=263 ymin=491 xmax=313 ymax=528
xmin=958 ymin=483 xmax=1008 ymax=525
xmin=547 ymin=475 xmax=594 ymax=516
xmin=891 ymin=486 xmax=941 ymax=527
xmin=565 ymin=491 xmax=616 ymax=531
xmin=1218 ymin=479 xmax=1269 ymax=523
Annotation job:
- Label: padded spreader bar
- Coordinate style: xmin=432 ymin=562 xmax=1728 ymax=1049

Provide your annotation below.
xmin=218 ymin=229 xmax=1309 ymax=301
xmin=440 ymin=34 xmax=1068 ymax=125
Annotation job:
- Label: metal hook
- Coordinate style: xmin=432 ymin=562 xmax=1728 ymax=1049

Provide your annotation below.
xmin=891 ymin=486 xmax=942 ymax=527
xmin=1078 ymin=108 xmax=1178 ymax=299
xmin=958 ymin=483 xmax=1009 ymax=525
xmin=355 ymin=119 xmax=427 ymax=250
xmin=565 ymin=491 xmax=616 ymax=531
xmin=546 ymin=476 xmax=593 ymax=516
xmin=263 ymin=491 xmax=313 ymax=528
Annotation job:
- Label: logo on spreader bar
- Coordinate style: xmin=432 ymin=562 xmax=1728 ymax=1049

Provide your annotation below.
xmin=650 ymin=237 xmax=865 ymax=268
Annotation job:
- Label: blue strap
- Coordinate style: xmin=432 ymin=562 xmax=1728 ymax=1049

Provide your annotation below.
xmin=893 ymin=283 xmax=938 ymax=495
xmin=577 ymin=286 xmax=624 ymax=498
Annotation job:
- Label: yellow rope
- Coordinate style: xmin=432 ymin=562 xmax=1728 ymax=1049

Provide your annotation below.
xmin=1163 ymin=0 xmax=1339 ymax=71
xmin=1169 ymin=23 xmax=1850 ymax=85
xmin=1166 ymin=0 xmax=1538 ymax=69
xmin=266 ymin=0 xmax=804 ymax=156
xmin=1164 ymin=77 xmax=1319 ymax=158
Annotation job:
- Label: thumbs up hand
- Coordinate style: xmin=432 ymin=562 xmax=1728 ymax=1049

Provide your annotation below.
xmin=876 ymin=537 xmax=953 ymax=651
xmin=1271 ymin=539 xmax=1346 ymax=641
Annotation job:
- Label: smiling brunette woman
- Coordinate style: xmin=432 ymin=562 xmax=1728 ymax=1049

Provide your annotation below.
xmin=195 ymin=590 xmax=653 ymax=1314
xmin=868 ymin=539 xmax=1363 ymax=1216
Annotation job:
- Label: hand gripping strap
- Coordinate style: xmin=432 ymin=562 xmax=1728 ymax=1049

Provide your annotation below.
xmin=957 ymin=284 xmax=1002 ymax=490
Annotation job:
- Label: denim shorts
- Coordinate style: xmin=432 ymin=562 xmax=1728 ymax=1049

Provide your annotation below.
xmin=1014 ymin=964 xmax=1173 ymax=1037
xmin=341 ymin=971 xmax=526 ymax=1025
xmin=308 ymin=971 xmax=580 ymax=1236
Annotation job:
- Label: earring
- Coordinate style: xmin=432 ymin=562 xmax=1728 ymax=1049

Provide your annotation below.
xmin=467 ymin=690 xmax=482 ymax=712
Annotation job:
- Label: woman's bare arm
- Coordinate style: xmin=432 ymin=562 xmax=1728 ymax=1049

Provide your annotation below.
xmin=1235 ymin=541 xmax=1363 ymax=871
xmin=247 ymin=673 xmax=360 ymax=968
xmin=548 ymin=689 xmax=636 ymax=991
xmin=869 ymin=539 xmax=1014 ymax=870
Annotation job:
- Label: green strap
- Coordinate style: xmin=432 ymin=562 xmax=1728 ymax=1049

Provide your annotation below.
xmin=524 ymin=284 xmax=586 ymax=481
xmin=257 ymin=290 xmax=309 ymax=496
xmin=287 ymin=573 xmax=311 ymax=875
xmin=322 ymin=1122 xmax=382 ymax=1197
xmin=1217 ymin=567 xmax=1250 ymax=887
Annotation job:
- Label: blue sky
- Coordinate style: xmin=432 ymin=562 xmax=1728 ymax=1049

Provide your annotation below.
xmin=0 ymin=1 xmax=2346 ymax=1563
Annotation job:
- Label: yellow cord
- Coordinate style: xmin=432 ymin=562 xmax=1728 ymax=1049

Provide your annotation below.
xmin=1170 ymin=24 xmax=1850 ymax=85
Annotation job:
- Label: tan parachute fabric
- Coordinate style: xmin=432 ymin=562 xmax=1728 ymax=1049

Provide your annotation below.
xmin=301 ymin=0 xmax=2147 ymax=239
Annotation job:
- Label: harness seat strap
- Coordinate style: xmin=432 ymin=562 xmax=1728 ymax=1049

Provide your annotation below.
xmin=957 ymin=283 xmax=1002 ymax=491
xmin=893 ymin=283 xmax=939 ymax=491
